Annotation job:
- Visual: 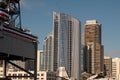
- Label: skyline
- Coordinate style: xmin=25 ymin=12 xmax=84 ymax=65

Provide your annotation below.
xmin=20 ymin=0 xmax=120 ymax=58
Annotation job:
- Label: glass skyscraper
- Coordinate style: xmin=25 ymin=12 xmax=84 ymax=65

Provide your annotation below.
xmin=43 ymin=33 xmax=54 ymax=71
xmin=53 ymin=12 xmax=81 ymax=80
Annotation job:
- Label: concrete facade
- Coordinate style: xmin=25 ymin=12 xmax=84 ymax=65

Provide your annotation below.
xmin=104 ymin=56 xmax=112 ymax=77
xmin=112 ymin=58 xmax=120 ymax=80
xmin=83 ymin=20 xmax=104 ymax=74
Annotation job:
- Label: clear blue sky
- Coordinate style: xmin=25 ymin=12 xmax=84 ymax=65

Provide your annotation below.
xmin=20 ymin=0 xmax=120 ymax=58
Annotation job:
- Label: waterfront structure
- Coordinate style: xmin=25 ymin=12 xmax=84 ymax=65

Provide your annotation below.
xmin=43 ymin=33 xmax=54 ymax=71
xmin=53 ymin=12 xmax=81 ymax=80
xmin=83 ymin=20 xmax=104 ymax=74
xmin=104 ymin=56 xmax=112 ymax=77
xmin=112 ymin=58 xmax=120 ymax=80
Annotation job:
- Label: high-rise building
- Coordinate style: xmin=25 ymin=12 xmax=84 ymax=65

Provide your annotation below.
xmin=43 ymin=33 xmax=54 ymax=71
xmin=104 ymin=56 xmax=112 ymax=77
xmin=112 ymin=58 xmax=120 ymax=80
xmin=83 ymin=20 xmax=104 ymax=74
xmin=37 ymin=50 xmax=44 ymax=71
xmin=53 ymin=12 xmax=81 ymax=80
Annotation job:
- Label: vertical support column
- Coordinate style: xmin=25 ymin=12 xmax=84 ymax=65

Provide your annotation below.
xmin=34 ymin=42 xmax=38 ymax=80
xmin=3 ymin=60 xmax=7 ymax=78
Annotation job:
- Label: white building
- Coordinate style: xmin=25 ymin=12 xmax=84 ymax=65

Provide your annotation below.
xmin=112 ymin=58 xmax=120 ymax=80
xmin=0 ymin=67 xmax=3 ymax=77
xmin=0 ymin=70 xmax=56 ymax=80
xmin=37 ymin=50 xmax=44 ymax=71
xmin=43 ymin=33 xmax=54 ymax=71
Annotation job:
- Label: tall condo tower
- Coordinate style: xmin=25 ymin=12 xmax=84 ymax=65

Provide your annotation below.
xmin=83 ymin=20 xmax=104 ymax=74
xmin=43 ymin=33 xmax=54 ymax=71
xmin=53 ymin=12 xmax=81 ymax=80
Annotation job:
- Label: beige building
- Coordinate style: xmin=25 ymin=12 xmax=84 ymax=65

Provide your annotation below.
xmin=104 ymin=56 xmax=112 ymax=77
xmin=83 ymin=20 xmax=104 ymax=74
xmin=112 ymin=58 xmax=120 ymax=80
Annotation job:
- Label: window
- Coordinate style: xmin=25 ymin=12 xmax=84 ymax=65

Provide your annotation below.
xmin=24 ymin=74 xmax=28 ymax=79
xmin=8 ymin=74 xmax=11 ymax=76
xmin=0 ymin=74 xmax=3 ymax=76
xmin=18 ymin=74 xmax=22 ymax=79
xmin=41 ymin=74 xmax=44 ymax=76
xmin=13 ymin=74 xmax=17 ymax=79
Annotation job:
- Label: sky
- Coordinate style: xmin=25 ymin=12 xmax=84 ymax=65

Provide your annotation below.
xmin=20 ymin=0 xmax=120 ymax=58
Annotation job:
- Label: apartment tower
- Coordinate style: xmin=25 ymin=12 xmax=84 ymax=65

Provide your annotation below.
xmin=83 ymin=20 xmax=104 ymax=74
xmin=43 ymin=33 xmax=54 ymax=71
xmin=104 ymin=56 xmax=112 ymax=77
xmin=37 ymin=50 xmax=44 ymax=71
xmin=53 ymin=12 xmax=81 ymax=80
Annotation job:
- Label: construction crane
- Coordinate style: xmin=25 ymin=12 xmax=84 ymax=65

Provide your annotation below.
xmin=0 ymin=0 xmax=38 ymax=80
xmin=0 ymin=0 xmax=21 ymax=29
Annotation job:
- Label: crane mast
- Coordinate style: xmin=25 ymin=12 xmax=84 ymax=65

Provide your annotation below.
xmin=0 ymin=0 xmax=21 ymax=29
xmin=0 ymin=0 xmax=38 ymax=80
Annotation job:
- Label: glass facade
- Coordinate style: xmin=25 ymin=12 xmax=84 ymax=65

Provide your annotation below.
xmin=53 ymin=12 xmax=81 ymax=80
xmin=43 ymin=33 xmax=54 ymax=71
